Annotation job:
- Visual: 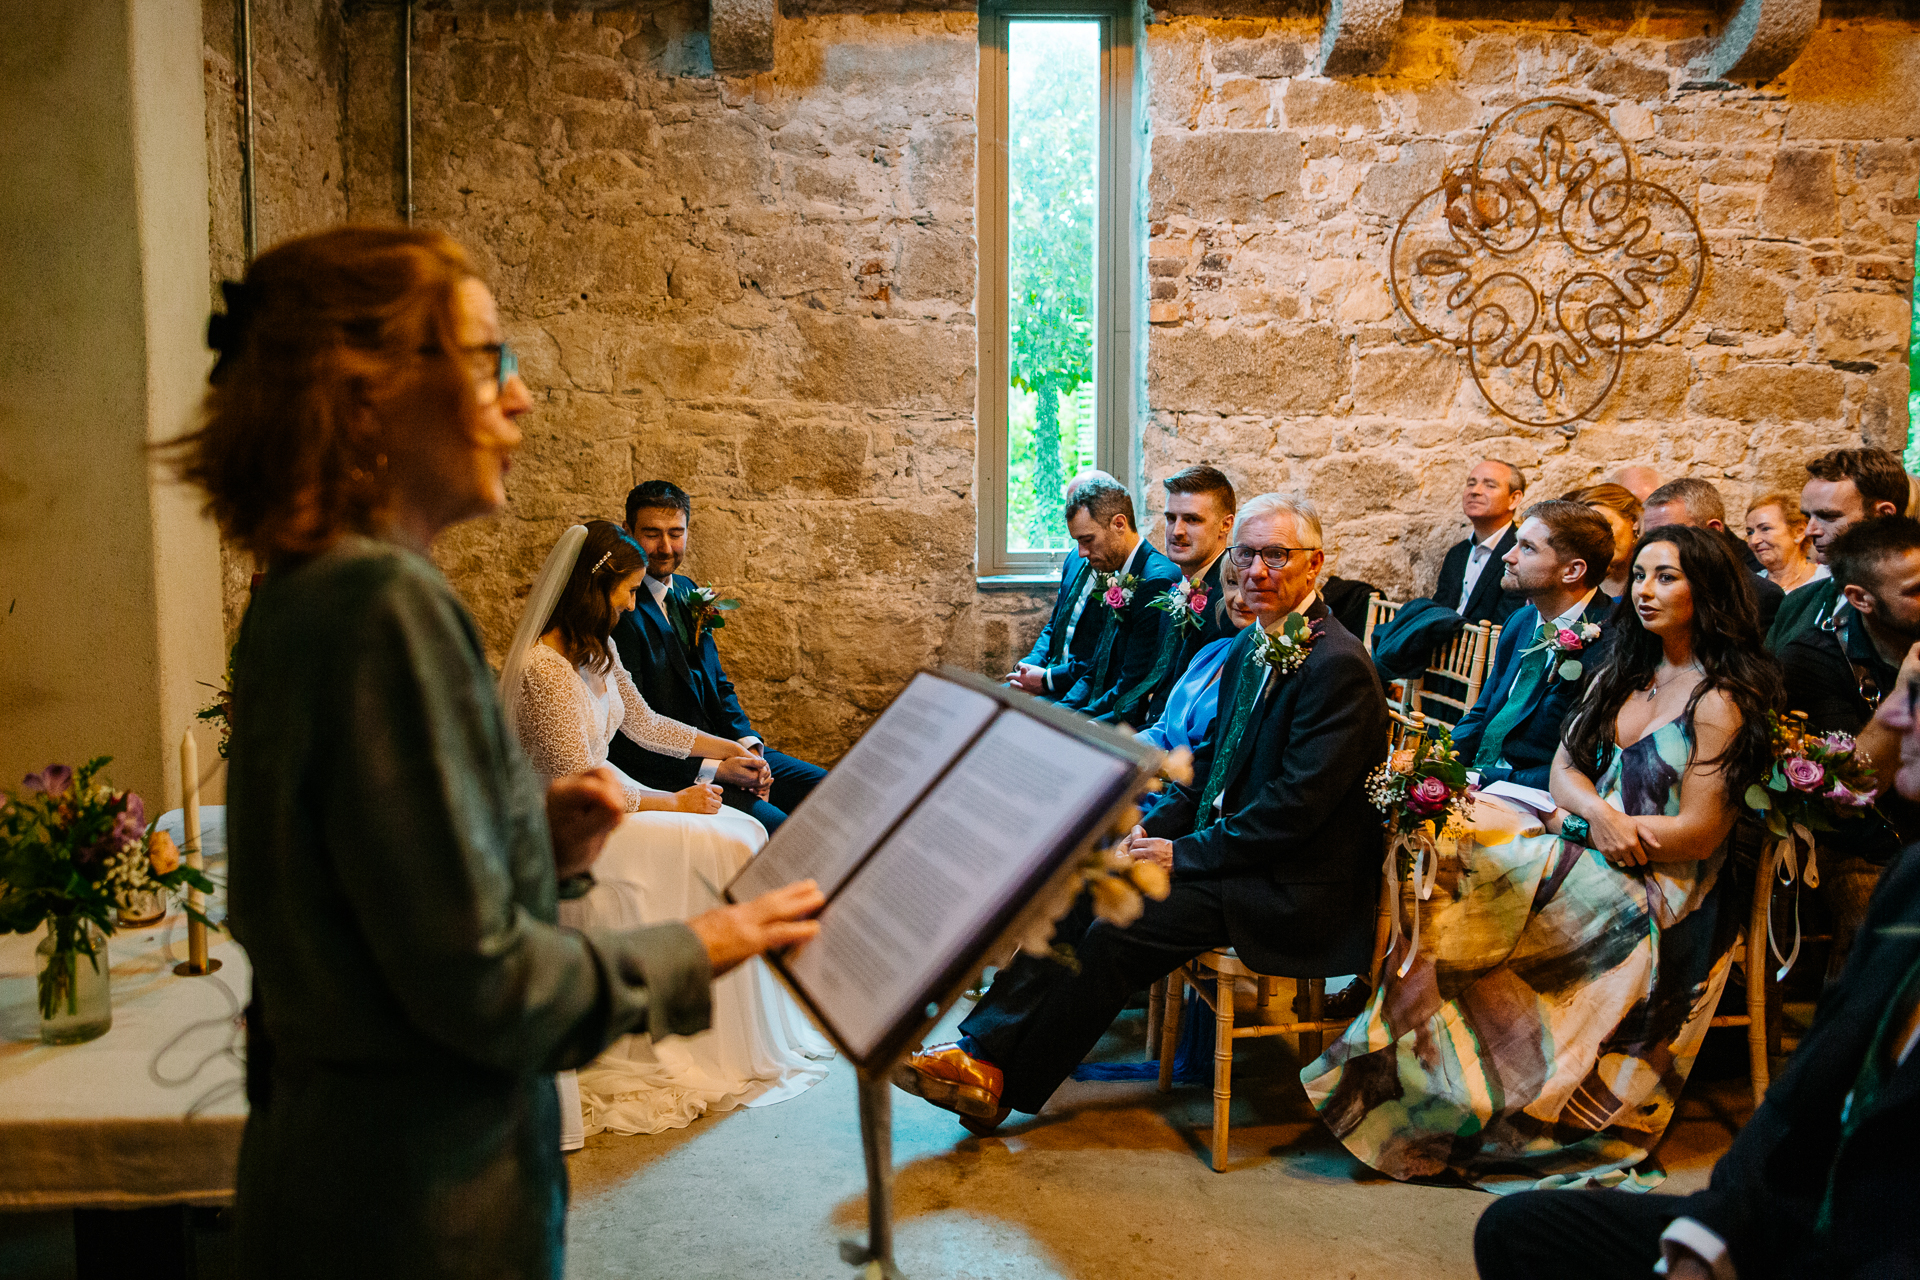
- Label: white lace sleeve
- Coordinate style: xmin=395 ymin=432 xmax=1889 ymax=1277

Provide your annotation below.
xmin=610 ymin=651 xmax=697 ymax=760
xmin=516 ymin=648 xmax=599 ymax=782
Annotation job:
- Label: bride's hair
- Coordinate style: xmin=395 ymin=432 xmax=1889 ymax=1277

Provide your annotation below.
xmin=1560 ymin=524 xmax=1783 ymax=798
xmin=545 ymin=520 xmax=646 ymax=675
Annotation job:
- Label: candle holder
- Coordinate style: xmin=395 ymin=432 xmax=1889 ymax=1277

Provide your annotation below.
xmin=172 ymin=955 xmax=223 ymax=977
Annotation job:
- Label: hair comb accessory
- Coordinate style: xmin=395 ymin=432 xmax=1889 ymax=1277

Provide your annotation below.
xmin=590 ymin=551 xmax=612 ymax=574
xmin=205 ymin=279 xmax=256 ymax=384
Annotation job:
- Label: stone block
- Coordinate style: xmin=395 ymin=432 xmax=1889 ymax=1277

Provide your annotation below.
xmin=1814 ymin=291 xmax=1909 ymax=362
xmin=550 ymin=56 xmax=629 ymax=102
xmin=1149 ymin=132 xmax=1304 ymax=223
xmin=740 ymin=419 xmax=870 ymax=497
xmin=667 ymin=250 xmax=743 ymax=304
xmin=740 ymin=232 xmax=851 ymax=298
xmin=1861 ymin=362 xmax=1912 ymax=454
xmin=1690 ymin=363 xmax=1845 ymax=422
xmin=1785 ymin=29 xmax=1920 ymax=140
xmin=1760 ymin=149 xmax=1839 ymax=239
xmin=1357 ymin=140 xmax=1446 ymax=217
xmin=1699 ymin=263 xmax=1788 ymax=335
xmin=656 ymin=118 xmax=774 ymax=209
xmin=907 ymin=122 xmax=973 ymax=214
xmin=1351 ymin=346 xmax=1461 ymax=417
xmin=450 ymin=41 xmax=531 ymax=108
xmin=895 ymin=227 xmax=973 ymax=303
xmin=1148 ymin=324 xmax=1346 ymax=414
xmin=1310 ymin=452 xmax=1420 ymax=523
xmin=784 ymin=313 xmax=974 ymax=410
xmin=1217 ymin=78 xmax=1271 ymax=129
xmin=1280 ymin=79 xmax=1382 ymax=133
xmin=1413 ymin=84 xmax=1479 ymax=135
xmin=1605 ymin=348 xmax=1691 ymax=420
xmin=1588 ymin=56 xmax=1669 ymax=99
xmin=1213 ymin=36 xmax=1308 ymax=79
xmin=1145 ymin=25 xmax=1206 ymax=131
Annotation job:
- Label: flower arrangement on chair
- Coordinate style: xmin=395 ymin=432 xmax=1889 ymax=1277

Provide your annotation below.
xmin=0 ymin=758 xmax=214 ymax=1040
xmin=1742 ymin=710 xmax=1883 ymax=978
xmin=1365 ymin=723 xmax=1474 ymax=977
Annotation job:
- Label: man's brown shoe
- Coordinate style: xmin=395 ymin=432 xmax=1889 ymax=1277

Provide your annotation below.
xmin=892 ymin=1043 xmax=1009 ymax=1130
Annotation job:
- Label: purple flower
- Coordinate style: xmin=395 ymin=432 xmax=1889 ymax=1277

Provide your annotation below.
xmin=23 ymin=764 xmax=72 ymax=795
xmin=1821 ymin=732 xmax=1857 ymax=755
xmin=1406 ymin=774 xmax=1452 ymax=816
xmin=1784 ymin=757 xmax=1826 ymax=792
xmin=1826 ymin=781 xmax=1879 ymax=808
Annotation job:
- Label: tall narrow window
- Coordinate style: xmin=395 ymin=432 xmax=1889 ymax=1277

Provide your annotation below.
xmin=979 ymin=3 xmax=1135 ymax=579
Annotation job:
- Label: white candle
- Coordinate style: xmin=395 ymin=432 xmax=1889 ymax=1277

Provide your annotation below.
xmin=182 ymin=730 xmax=207 ymax=972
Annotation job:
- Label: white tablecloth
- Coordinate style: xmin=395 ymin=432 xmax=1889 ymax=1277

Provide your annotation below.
xmin=0 ymin=807 xmax=247 ymax=1210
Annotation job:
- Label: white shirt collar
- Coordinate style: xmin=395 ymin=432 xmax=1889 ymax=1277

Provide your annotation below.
xmin=1546 ymin=587 xmax=1600 ymax=630
xmin=1471 ymin=522 xmax=1513 ymax=554
xmin=644 ymin=574 xmax=672 ymax=606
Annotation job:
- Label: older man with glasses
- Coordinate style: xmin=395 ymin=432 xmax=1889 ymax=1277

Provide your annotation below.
xmin=892 ymin=492 xmax=1389 ymax=1131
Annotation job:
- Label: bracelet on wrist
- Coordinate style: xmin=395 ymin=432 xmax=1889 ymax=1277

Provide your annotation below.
xmin=1561 ymin=814 xmax=1591 ymax=844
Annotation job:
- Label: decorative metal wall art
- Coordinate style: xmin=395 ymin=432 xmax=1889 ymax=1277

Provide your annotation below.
xmin=1389 ymin=98 xmax=1706 ymax=434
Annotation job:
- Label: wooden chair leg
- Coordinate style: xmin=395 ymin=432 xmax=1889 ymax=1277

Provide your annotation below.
xmin=1146 ymin=976 xmax=1167 ymax=1056
xmin=1747 ymin=850 xmax=1774 ymax=1110
xmin=1212 ymin=967 xmax=1234 ymax=1172
xmin=1300 ymin=978 xmax=1326 ymax=1062
xmin=1157 ymin=972 xmax=1183 ymax=1094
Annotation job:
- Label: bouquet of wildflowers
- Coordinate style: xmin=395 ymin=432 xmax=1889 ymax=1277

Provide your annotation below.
xmin=1148 ymin=576 xmax=1211 ymax=636
xmin=1366 ymin=724 xmax=1475 ymax=866
xmin=671 ymin=582 xmax=741 ymax=651
xmin=1743 ymin=710 xmax=1881 ymax=836
xmin=0 ymin=758 xmax=215 ymax=1018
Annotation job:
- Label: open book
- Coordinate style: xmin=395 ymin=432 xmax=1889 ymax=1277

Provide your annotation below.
xmin=727 ymin=667 xmax=1162 ymax=1070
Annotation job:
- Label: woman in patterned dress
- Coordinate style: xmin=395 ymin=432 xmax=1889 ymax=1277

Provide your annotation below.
xmin=1304 ymin=525 xmax=1784 ymax=1191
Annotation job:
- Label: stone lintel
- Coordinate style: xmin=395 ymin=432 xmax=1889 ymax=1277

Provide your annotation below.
xmin=1707 ymin=0 xmax=1820 ymax=82
xmin=710 ymin=0 xmax=775 ymax=76
xmin=1317 ymin=0 xmax=1403 ymax=77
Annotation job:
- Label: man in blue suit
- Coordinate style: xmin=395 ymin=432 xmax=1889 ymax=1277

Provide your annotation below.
xmin=1452 ymin=499 xmax=1619 ymax=790
xmin=607 ymin=481 xmax=825 ymax=832
xmin=1007 ymin=474 xmax=1181 ymax=710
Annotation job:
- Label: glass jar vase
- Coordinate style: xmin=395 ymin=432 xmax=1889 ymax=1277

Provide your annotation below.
xmin=37 ymin=915 xmax=112 ymax=1045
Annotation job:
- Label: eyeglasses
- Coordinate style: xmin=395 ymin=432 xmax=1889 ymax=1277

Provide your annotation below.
xmin=1225 ymin=544 xmax=1316 ymax=570
xmin=422 ymin=340 xmax=520 ymax=404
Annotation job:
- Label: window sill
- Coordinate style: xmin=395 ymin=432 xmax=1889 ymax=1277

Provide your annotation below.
xmin=976 ymin=573 xmax=1062 ymax=592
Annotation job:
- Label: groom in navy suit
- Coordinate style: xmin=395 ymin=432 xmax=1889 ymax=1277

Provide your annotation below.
xmin=607 ymin=481 xmax=825 ymax=832
xmin=1452 ymin=500 xmax=1619 ymax=790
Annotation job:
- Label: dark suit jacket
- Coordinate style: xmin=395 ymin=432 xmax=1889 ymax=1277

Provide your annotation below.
xmin=1018 ymin=556 xmax=1101 ymax=699
xmin=1142 ymin=601 xmax=1389 ymax=977
xmin=1122 ymin=553 xmax=1232 ymax=728
xmin=1066 ymin=543 xmax=1184 ymax=717
xmin=1451 ymin=592 xmax=1617 ymax=791
xmin=1676 ymin=843 xmax=1920 ymax=1278
xmin=607 ymin=574 xmax=756 ymax=790
xmin=1433 ymin=525 xmax=1525 ymax=625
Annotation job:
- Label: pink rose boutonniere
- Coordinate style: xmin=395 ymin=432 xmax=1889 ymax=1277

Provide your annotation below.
xmin=1097 ymin=571 xmax=1141 ymax=611
xmin=1521 ymin=619 xmax=1603 ymax=682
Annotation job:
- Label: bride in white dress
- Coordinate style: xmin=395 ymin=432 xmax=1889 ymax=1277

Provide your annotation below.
xmin=501 ymin=522 xmax=832 ymax=1141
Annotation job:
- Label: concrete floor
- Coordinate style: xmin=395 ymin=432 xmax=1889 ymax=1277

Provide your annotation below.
xmin=1 ymin=997 xmax=1756 ymax=1280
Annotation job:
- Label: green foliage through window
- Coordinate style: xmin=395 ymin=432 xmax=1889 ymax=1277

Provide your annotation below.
xmin=1006 ymin=20 xmax=1099 ymax=553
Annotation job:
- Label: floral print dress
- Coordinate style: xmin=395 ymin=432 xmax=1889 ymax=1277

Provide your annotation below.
xmin=1302 ymin=713 xmax=1739 ymax=1192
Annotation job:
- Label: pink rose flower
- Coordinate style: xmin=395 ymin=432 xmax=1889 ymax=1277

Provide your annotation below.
xmin=1783 ymin=757 xmax=1826 ymax=792
xmin=1555 ymin=628 xmax=1582 ymax=650
xmin=1104 ymin=585 xmax=1126 ymax=608
xmin=1406 ymin=774 xmax=1452 ymax=816
xmin=1188 ymin=590 xmax=1208 ymax=612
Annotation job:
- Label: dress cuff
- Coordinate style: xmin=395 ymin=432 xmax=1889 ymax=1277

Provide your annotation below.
xmin=1656 ymin=1218 xmax=1736 ymax=1280
xmin=696 ymin=758 xmax=720 ymax=784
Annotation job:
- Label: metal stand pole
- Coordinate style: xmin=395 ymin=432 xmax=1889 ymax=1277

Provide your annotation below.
xmin=839 ymin=1067 xmax=908 ymax=1279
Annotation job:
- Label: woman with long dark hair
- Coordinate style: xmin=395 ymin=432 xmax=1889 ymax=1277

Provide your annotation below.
xmin=503 ymin=517 xmax=833 ymax=1139
xmin=1307 ymin=525 xmax=1784 ymax=1190
xmin=173 ymin=226 xmax=823 ymax=1278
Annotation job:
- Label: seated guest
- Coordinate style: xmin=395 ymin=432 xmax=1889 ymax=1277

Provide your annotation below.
xmin=1610 ymin=464 xmax=1662 ymax=503
xmin=1306 ymin=525 xmax=1783 ymax=1190
xmin=1007 ymin=474 xmax=1180 ymax=709
xmin=899 ymin=492 xmax=1388 ymax=1130
xmin=1434 ymin=458 xmax=1529 ymax=625
xmin=1087 ymin=464 xmax=1236 ymax=726
xmin=1643 ymin=477 xmax=1784 ymax=632
xmin=1745 ymin=490 xmax=1822 ymax=595
xmin=1137 ymin=558 xmax=1255 ymax=756
xmin=1474 ymin=678 xmax=1920 ymax=1280
xmin=1452 ymin=500 xmax=1617 ymax=790
xmin=609 ymin=482 xmax=824 ymax=832
xmin=1563 ymin=482 xmax=1643 ymax=600
xmin=1778 ymin=515 xmax=1920 ymax=982
xmin=1769 ymin=446 xmax=1908 ymax=649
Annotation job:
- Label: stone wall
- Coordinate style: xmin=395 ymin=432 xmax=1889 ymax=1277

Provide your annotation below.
xmin=205 ymin=1 xmax=1919 ymax=768
xmin=1137 ymin=10 xmax=1920 ymax=597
